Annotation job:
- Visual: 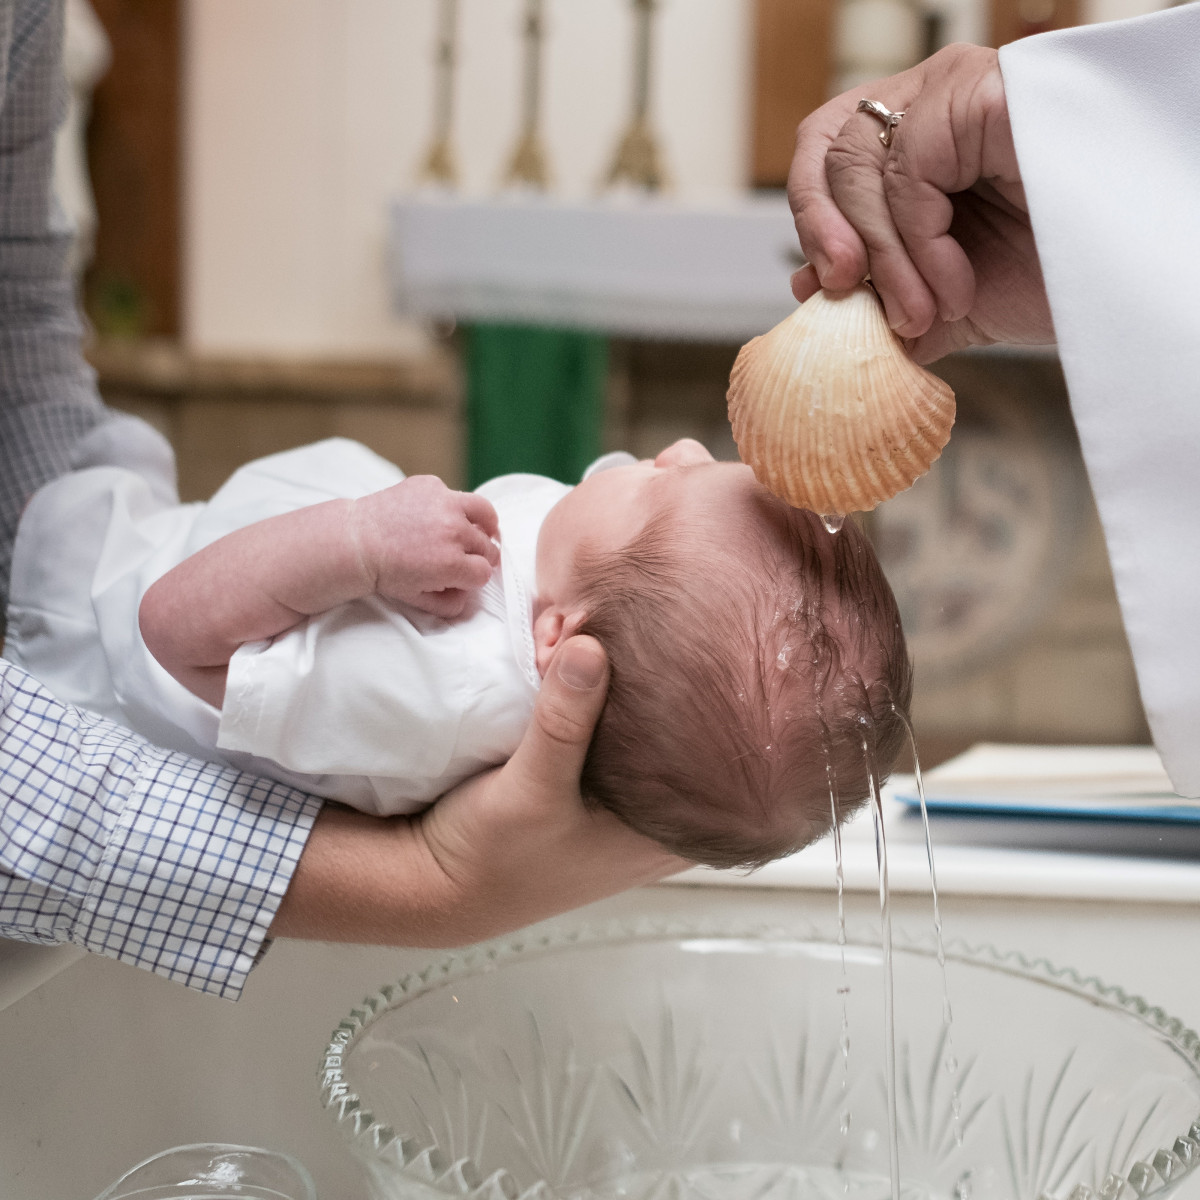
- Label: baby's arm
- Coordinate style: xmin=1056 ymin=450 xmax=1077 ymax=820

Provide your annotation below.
xmin=140 ymin=476 xmax=500 ymax=708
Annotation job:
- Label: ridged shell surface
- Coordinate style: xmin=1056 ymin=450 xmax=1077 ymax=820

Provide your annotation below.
xmin=727 ymin=285 xmax=955 ymax=514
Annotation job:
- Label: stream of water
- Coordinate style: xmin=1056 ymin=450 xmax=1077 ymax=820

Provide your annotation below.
xmin=851 ymin=715 xmax=962 ymax=1200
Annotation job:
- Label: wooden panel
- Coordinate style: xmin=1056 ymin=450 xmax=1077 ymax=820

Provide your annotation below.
xmin=85 ymin=0 xmax=181 ymax=337
xmin=990 ymin=0 xmax=1081 ymax=47
xmin=751 ymin=0 xmax=835 ymax=189
xmin=89 ymin=341 xmax=463 ymax=499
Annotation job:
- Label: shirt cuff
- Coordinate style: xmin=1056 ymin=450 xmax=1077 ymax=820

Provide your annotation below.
xmin=77 ymin=744 xmax=323 ymax=1001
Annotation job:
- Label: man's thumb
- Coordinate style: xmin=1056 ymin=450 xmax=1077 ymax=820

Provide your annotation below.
xmin=554 ymin=635 xmax=607 ymax=693
xmin=517 ymin=635 xmax=609 ymax=790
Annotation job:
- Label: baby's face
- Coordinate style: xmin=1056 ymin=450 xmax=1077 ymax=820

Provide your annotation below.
xmin=536 ymin=438 xmax=760 ymax=605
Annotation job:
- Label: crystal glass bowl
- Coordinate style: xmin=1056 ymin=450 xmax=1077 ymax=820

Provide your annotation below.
xmin=319 ymin=923 xmax=1200 ymax=1200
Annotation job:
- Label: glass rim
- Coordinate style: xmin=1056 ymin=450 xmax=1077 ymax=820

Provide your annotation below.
xmin=92 ymin=1141 xmax=317 ymax=1200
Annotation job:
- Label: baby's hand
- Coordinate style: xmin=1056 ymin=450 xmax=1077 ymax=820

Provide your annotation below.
xmin=350 ymin=477 xmax=500 ymax=618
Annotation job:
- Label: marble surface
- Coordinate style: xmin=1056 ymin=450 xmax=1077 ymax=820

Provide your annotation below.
xmin=390 ymin=193 xmax=800 ymax=340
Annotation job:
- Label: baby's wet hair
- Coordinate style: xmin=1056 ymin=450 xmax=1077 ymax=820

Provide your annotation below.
xmin=575 ymin=486 xmax=912 ymax=870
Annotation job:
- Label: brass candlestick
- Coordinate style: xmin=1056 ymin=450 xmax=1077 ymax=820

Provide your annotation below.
xmin=503 ymin=0 xmax=551 ymax=190
xmin=418 ymin=0 xmax=460 ymax=187
xmin=605 ymin=0 xmax=669 ymax=191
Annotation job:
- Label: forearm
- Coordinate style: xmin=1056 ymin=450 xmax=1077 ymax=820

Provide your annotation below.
xmin=269 ymin=795 xmax=676 ymax=950
xmin=0 ymin=661 xmax=322 ymax=999
xmin=271 ymin=695 xmax=688 ymax=951
xmin=140 ymin=498 xmax=374 ymax=705
xmin=268 ymin=805 xmax=454 ymax=945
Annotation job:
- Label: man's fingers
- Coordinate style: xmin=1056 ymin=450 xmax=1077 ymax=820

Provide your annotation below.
xmin=880 ymin=103 xmax=979 ymax=326
xmin=790 ymin=264 xmax=821 ymax=304
xmin=887 ymin=49 xmax=1011 ymax=328
xmin=792 ymin=76 xmax=942 ymax=335
xmin=819 ymin=96 xmax=938 ymax=336
xmin=508 ymin=635 xmax=609 ymax=798
xmin=788 ymin=99 xmax=871 ymax=290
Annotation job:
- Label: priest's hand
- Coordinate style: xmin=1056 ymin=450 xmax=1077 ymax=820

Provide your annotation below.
xmin=787 ymin=44 xmax=1054 ymax=363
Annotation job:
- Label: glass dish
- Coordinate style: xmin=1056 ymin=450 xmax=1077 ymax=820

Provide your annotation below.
xmin=319 ymin=921 xmax=1200 ymax=1200
xmin=91 ymin=1142 xmax=316 ymax=1199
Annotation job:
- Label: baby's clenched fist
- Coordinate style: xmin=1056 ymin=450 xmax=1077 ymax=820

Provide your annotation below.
xmin=350 ymin=476 xmax=500 ymax=618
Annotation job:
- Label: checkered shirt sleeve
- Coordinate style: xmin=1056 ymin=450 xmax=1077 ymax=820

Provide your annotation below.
xmin=0 ymin=1 xmax=325 ymax=999
xmin=0 ymin=662 xmax=323 ymax=999
xmin=0 ymin=0 xmax=117 ymax=611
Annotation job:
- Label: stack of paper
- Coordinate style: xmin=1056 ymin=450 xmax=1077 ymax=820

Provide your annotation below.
xmin=888 ymin=744 xmax=1200 ymax=858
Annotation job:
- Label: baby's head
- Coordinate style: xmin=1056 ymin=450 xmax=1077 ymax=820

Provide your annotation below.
xmin=534 ymin=439 xmax=912 ymax=870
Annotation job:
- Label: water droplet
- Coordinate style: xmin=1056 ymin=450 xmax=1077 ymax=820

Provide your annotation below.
xmin=822 ymin=513 xmax=845 ymax=534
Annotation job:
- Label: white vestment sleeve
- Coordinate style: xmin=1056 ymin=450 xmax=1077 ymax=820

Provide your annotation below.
xmin=999 ymin=7 xmax=1200 ymax=796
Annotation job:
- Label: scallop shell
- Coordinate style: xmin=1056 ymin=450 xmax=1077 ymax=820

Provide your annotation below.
xmin=727 ymin=285 xmax=955 ymax=514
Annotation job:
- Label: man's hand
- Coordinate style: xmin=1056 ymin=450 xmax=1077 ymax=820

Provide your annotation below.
xmin=787 ymin=44 xmax=1054 ymax=363
xmin=269 ymin=636 xmax=687 ymax=946
xmin=416 ymin=634 xmax=688 ymax=941
xmin=351 ymin=477 xmax=500 ymax=619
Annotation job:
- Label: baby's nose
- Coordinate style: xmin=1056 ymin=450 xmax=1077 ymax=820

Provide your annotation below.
xmin=654 ymin=438 xmax=714 ymax=468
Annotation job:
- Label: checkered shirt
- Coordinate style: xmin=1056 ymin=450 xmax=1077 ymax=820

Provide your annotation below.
xmin=0 ymin=0 xmax=323 ymax=1000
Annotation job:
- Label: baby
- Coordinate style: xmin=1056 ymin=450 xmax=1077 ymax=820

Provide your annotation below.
xmin=5 ymin=436 xmax=912 ymax=870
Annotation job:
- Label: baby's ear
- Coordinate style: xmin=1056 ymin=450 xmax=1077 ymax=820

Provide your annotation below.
xmin=532 ymin=607 xmax=589 ymax=677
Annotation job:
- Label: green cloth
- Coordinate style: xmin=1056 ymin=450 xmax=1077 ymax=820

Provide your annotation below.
xmin=465 ymin=323 xmax=608 ymax=488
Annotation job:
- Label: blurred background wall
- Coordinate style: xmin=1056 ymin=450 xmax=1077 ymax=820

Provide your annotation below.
xmin=185 ymin=0 xmax=754 ymax=357
xmin=78 ymin=0 xmax=1176 ymax=765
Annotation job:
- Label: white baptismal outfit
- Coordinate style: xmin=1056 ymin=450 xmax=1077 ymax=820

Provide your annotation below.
xmin=3 ymin=438 xmax=634 ymax=814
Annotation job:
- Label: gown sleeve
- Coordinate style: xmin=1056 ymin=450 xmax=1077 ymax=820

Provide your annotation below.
xmin=999 ymin=6 xmax=1200 ymax=796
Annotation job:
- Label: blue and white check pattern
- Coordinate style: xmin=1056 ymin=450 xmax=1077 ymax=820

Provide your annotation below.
xmin=0 ymin=664 xmax=321 ymax=998
xmin=0 ymin=1 xmax=324 ymax=999
xmin=0 ymin=0 xmax=110 ymax=605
